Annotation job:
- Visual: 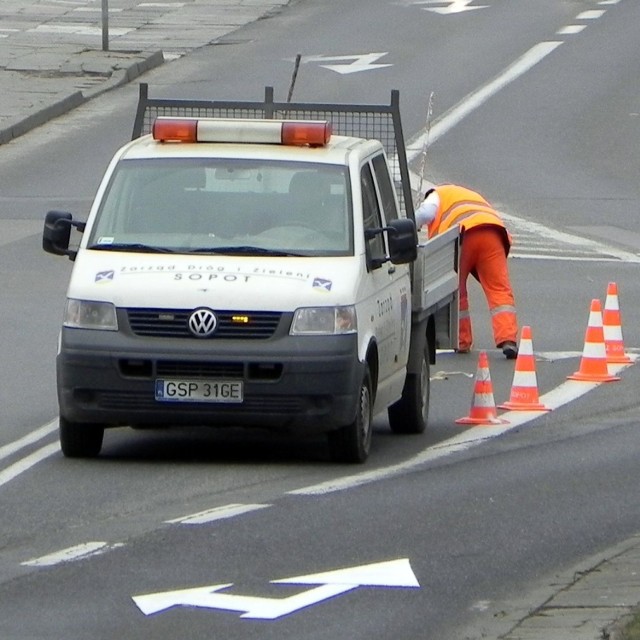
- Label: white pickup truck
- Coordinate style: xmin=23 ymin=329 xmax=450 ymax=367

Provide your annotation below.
xmin=43 ymin=85 xmax=459 ymax=463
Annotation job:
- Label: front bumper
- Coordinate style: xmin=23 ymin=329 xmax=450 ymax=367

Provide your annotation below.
xmin=57 ymin=326 xmax=363 ymax=434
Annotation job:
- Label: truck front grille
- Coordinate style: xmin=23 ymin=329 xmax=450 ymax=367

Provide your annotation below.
xmin=126 ymin=308 xmax=282 ymax=339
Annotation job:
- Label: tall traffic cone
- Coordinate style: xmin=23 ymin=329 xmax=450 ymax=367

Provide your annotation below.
xmin=456 ymin=351 xmax=508 ymax=425
xmin=603 ymin=282 xmax=632 ymax=364
xmin=568 ymin=299 xmax=620 ymax=382
xmin=498 ymin=326 xmax=550 ymax=411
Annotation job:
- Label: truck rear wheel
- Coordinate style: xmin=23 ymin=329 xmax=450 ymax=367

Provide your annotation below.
xmin=59 ymin=417 xmax=104 ymax=458
xmin=327 ymin=366 xmax=373 ymax=463
xmin=388 ymin=342 xmax=430 ymax=434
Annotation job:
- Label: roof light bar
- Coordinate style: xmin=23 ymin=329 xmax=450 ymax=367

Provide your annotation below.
xmin=152 ymin=117 xmax=332 ymax=146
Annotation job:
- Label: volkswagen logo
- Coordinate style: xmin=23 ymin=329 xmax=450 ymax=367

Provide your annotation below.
xmin=188 ymin=308 xmax=218 ymax=337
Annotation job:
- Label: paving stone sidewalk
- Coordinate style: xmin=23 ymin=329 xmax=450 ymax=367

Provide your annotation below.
xmin=0 ymin=0 xmax=290 ymax=143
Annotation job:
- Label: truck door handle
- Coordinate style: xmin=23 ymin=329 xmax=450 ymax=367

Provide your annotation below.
xmin=388 ymin=265 xmax=396 ymax=274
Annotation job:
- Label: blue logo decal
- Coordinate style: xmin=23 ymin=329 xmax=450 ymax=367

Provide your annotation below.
xmin=95 ymin=270 xmax=114 ymax=283
xmin=313 ymin=278 xmax=332 ymax=292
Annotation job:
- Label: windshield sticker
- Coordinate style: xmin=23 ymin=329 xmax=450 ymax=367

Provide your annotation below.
xmin=95 ymin=270 xmax=115 ymax=283
xmin=312 ymin=278 xmax=332 ymax=292
xmin=96 ymin=237 xmax=115 ymax=245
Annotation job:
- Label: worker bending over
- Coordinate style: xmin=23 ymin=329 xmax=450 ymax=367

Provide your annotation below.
xmin=415 ymin=183 xmax=519 ymax=359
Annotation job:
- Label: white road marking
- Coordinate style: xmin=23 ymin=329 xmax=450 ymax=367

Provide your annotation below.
xmin=0 ymin=442 xmax=59 ymax=489
xmin=133 ymin=558 xmax=419 ymax=619
xmin=289 ymin=359 xmax=636 ymax=496
xmin=0 ymin=419 xmax=57 ymax=461
xmin=165 ymin=503 xmax=271 ymax=525
xmin=557 ymin=25 xmax=587 ymax=35
xmin=419 ymin=0 xmax=489 ymax=14
xmin=576 ymin=10 xmax=606 ymax=19
xmin=406 ymin=42 xmax=563 ymax=152
xmin=300 ymin=53 xmax=392 ymax=74
xmin=21 ymin=541 xmax=123 ymax=567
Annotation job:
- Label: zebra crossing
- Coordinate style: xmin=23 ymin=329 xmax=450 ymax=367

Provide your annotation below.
xmin=502 ymin=211 xmax=640 ymax=263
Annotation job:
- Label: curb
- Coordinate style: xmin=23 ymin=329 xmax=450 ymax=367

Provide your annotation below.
xmin=0 ymin=50 xmax=164 ymax=145
xmin=455 ymin=534 xmax=640 ymax=639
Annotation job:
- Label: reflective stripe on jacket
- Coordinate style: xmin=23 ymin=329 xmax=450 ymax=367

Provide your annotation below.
xmin=427 ymin=184 xmax=512 ymax=253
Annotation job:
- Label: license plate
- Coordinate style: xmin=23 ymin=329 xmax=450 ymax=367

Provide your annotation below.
xmin=155 ymin=379 xmax=243 ymax=403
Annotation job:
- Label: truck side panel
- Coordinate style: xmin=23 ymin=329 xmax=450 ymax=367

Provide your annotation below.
xmin=412 ymin=226 xmax=460 ymax=350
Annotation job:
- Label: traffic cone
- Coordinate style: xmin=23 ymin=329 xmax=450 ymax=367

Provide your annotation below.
xmin=568 ymin=299 xmax=620 ymax=382
xmin=456 ymin=351 xmax=508 ymax=425
xmin=498 ymin=326 xmax=550 ymax=411
xmin=603 ymin=282 xmax=632 ymax=364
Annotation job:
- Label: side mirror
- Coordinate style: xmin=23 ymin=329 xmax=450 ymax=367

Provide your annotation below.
xmin=386 ymin=218 xmax=418 ymax=265
xmin=43 ymin=210 xmax=81 ymax=260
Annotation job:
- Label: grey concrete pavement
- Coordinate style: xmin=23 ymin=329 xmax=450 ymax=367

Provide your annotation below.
xmin=480 ymin=535 xmax=640 ymax=639
xmin=0 ymin=0 xmax=290 ymax=143
xmin=1 ymin=1 xmax=640 ymax=638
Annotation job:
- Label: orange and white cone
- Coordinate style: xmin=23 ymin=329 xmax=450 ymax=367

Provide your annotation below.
xmin=498 ymin=326 xmax=550 ymax=411
xmin=456 ymin=351 xmax=508 ymax=425
xmin=568 ymin=299 xmax=620 ymax=382
xmin=603 ymin=282 xmax=632 ymax=364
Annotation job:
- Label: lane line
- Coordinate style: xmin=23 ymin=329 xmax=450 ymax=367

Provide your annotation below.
xmin=0 ymin=443 xmax=59 ymax=489
xmin=289 ymin=359 xmax=636 ymax=496
xmin=21 ymin=541 xmax=124 ymax=567
xmin=406 ymin=41 xmax=563 ymax=155
xmin=576 ymin=10 xmax=606 ymax=19
xmin=165 ymin=503 xmax=271 ymax=525
xmin=0 ymin=419 xmax=57 ymax=461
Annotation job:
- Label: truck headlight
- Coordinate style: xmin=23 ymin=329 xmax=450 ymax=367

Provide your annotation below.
xmin=63 ymin=299 xmax=118 ymax=331
xmin=290 ymin=306 xmax=357 ymax=335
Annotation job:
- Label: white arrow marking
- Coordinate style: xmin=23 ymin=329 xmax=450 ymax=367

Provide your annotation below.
xmin=300 ymin=53 xmax=392 ymax=75
xmin=418 ymin=0 xmax=489 ymax=14
xmin=273 ymin=558 xmax=420 ymax=587
xmin=132 ymin=558 xmax=419 ymax=619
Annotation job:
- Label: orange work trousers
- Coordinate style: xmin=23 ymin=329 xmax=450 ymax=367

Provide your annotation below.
xmin=458 ymin=225 xmax=518 ymax=351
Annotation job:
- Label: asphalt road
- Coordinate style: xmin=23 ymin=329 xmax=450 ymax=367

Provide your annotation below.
xmin=1 ymin=0 xmax=640 ymax=638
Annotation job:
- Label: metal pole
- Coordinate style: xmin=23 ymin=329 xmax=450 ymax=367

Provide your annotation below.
xmin=102 ymin=0 xmax=109 ymax=51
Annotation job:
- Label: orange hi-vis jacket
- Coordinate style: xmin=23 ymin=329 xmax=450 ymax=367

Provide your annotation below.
xmin=427 ymin=184 xmax=512 ymax=253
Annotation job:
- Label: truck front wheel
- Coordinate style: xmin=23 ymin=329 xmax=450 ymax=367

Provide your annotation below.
xmin=327 ymin=365 xmax=373 ymax=463
xmin=388 ymin=341 xmax=430 ymax=434
xmin=59 ymin=417 xmax=105 ymax=458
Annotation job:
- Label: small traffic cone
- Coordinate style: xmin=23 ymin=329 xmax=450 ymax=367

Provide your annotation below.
xmin=603 ymin=282 xmax=632 ymax=364
xmin=498 ymin=326 xmax=550 ymax=411
xmin=568 ymin=299 xmax=620 ymax=382
xmin=456 ymin=351 xmax=508 ymax=425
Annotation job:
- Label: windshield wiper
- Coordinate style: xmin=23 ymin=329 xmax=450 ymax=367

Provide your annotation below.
xmin=88 ymin=243 xmax=176 ymax=254
xmin=187 ymin=246 xmax=305 ymax=257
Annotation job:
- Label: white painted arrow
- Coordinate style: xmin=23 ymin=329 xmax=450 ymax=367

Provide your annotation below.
xmin=132 ymin=558 xmax=419 ymax=620
xmin=300 ymin=53 xmax=392 ymax=75
xmin=419 ymin=0 xmax=489 ymax=14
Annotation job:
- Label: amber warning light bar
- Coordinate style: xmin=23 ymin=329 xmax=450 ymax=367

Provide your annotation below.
xmin=152 ymin=117 xmax=332 ymax=147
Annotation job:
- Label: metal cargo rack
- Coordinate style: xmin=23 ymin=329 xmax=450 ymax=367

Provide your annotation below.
xmin=131 ymin=83 xmax=415 ymax=220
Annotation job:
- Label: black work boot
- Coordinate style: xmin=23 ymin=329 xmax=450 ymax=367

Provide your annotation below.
xmin=499 ymin=341 xmax=518 ymax=360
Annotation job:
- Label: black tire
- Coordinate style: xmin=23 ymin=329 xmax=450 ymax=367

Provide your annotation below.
xmin=327 ymin=366 xmax=373 ymax=463
xmin=388 ymin=342 xmax=430 ymax=434
xmin=59 ymin=417 xmax=104 ymax=458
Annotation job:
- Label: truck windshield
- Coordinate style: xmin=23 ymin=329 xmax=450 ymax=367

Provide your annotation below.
xmin=87 ymin=158 xmax=353 ymax=257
